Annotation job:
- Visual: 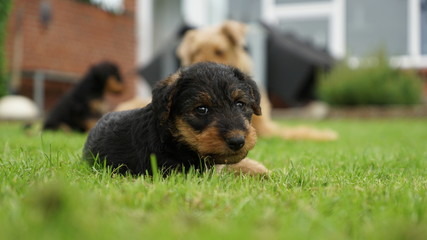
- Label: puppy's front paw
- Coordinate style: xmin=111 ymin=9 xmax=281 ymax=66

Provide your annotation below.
xmin=216 ymin=158 xmax=269 ymax=176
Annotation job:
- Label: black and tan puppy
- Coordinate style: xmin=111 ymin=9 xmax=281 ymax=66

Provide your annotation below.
xmin=83 ymin=62 xmax=268 ymax=175
xmin=43 ymin=61 xmax=124 ymax=132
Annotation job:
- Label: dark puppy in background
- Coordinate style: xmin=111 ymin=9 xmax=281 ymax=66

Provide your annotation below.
xmin=43 ymin=61 xmax=124 ymax=132
xmin=83 ymin=62 xmax=269 ymax=176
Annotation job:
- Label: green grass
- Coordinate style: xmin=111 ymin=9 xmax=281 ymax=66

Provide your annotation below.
xmin=1 ymin=119 xmax=427 ymax=240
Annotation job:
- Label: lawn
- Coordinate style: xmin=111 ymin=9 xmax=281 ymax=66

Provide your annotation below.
xmin=0 ymin=119 xmax=426 ymax=240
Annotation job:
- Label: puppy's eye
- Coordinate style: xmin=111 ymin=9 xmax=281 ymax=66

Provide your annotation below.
xmin=195 ymin=106 xmax=209 ymax=115
xmin=235 ymin=101 xmax=245 ymax=109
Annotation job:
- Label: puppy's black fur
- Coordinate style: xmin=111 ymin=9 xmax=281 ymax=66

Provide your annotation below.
xmin=43 ymin=61 xmax=123 ymax=132
xmin=83 ymin=62 xmax=261 ymax=175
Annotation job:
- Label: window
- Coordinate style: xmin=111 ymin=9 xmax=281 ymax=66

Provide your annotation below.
xmin=276 ymin=0 xmax=329 ymax=3
xmin=91 ymin=0 xmax=124 ymax=13
xmin=262 ymin=0 xmax=344 ymax=57
xmin=278 ymin=18 xmax=329 ymax=49
xmin=346 ymin=0 xmax=408 ymax=56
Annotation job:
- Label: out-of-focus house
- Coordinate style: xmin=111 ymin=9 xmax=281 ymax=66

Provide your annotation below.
xmin=6 ymin=0 xmax=425 ymax=111
xmin=262 ymin=0 xmax=427 ymax=68
xmin=138 ymin=0 xmax=427 ymax=106
xmin=5 ymin=0 xmax=136 ymax=113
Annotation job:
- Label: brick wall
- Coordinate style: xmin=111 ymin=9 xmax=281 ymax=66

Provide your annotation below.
xmin=5 ymin=0 xmax=136 ymax=109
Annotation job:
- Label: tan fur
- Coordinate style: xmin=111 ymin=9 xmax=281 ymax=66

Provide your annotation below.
xmin=156 ymin=72 xmax=181 ymax=88
xmin=85 ymin=119 xmax=99 ymax=131
xmin=177 ymin=21 xmax=252 ymax=74
xmin=215 ymin=158 xmax=270 ymax=176
xmin=105 ymin=76 xmax=124 ymax=94
xmin=225 ymin=129 xmax=246 ymax=140
xmin=231 ymin=89 xmax=246 ymax=100
xmin=89 ymin=99 xmax=108 ymax=115
xmin=114 ymin=97 xmax=151 ymax=112
xmin=242 ymin=121 xmax=258 ymax=154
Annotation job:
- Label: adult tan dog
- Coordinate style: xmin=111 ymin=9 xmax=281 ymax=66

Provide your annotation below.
xmin=176 ymin=20 xmax=338 ymax=141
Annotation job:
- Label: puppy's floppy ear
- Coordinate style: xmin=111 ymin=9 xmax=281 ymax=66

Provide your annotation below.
xmin=221 ymin=20 xmax=247 ymax=47
xmin=151 ymin=72 xmax=181 ymax=124
xmin=176 ymin=30 xmax=197 ymax=66
xmin=233 ymin=68 xmax=262 ymax=116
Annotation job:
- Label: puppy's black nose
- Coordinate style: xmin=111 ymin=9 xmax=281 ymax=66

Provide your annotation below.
xmin=226 ymin=136 xmax=245 ymax=151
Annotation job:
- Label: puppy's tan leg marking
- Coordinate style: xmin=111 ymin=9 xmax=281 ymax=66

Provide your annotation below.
xmin=59 ymin=124 xmax=72 ymax=133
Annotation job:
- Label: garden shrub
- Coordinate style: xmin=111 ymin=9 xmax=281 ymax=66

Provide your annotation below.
xmin=0 ymin=0 xmax=12 ymax=97
xmin=318 ymin=53 xmax=423 ymax=106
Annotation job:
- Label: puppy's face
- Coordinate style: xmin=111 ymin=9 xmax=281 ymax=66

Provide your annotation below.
xmin=152 ymin=62 xmax=261 ymax=164
xmin=91 ymin=62 xmax=124 ymax=95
